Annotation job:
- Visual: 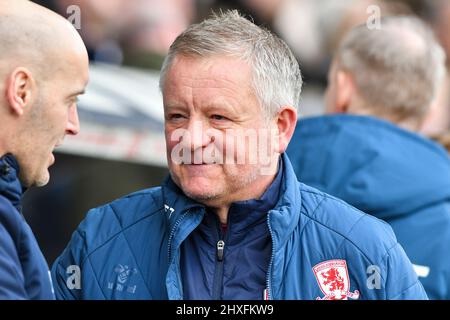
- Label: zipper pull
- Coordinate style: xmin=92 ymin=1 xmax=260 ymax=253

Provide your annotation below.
xmin=217 ymin=240 xmax=225 ymax=261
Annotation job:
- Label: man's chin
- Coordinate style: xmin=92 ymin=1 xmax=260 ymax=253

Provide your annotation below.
xmin=182 ymin=186 xmax=221 ymax=203
xmin=16 ymin=160 xmax=51 ymax=188
xmin=34 ymin=179 xmax=50 ymax=187
xmin=171 ymin=174 xmax=224 ymax=203
xmin=32 ymin=171 xmax=51 ymax=187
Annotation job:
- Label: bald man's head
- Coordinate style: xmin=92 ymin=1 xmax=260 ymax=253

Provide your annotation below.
xmin=0 ymin=0 xmax=89 ymax=187
xmin=0 ymin=0 xmax=88 ymax=81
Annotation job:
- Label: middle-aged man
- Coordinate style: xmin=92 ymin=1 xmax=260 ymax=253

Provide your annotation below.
xmin=0 ymin=0 xmax=89 ymax=299
xmin=52 ymin=11 xmax=427 ymax=300
xmin=287 ymin=16 xmax=450 ymax=299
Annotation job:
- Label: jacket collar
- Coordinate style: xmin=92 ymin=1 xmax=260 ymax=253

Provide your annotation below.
xmin=0 ymin=154 xmax=24 ymax=211
xmin=161 ymin=176 xmax=206 ymax=256
xmin=161 ymin=153 xmax=302 ymax=249
xmin=197 ymin=159 xmax=284 ymax=246
xmin=161 ymin=176 xmax=205 ymax=227
xmin=162 ymin=154 xmax=303 ymax=300
xmin=267 ymin=153 xmax=302 ymax=250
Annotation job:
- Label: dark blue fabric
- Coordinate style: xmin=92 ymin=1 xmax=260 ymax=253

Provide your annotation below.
xmin=180 ymin=160 xmax=282 ymax=300
xmin=0 ymin=154 xmax=54 ymax=300
xmin=52 ymin=153 xmax=427 ymax=300
xmin=287 ymin=114 xmax=450 ymax=299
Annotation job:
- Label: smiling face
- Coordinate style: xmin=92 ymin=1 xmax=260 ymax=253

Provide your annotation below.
xmin=162 ymin=55 xmax=279 ymax=206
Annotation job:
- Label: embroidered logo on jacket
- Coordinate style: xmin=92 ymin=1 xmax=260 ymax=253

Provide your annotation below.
xmin=164 ymin=204 xmax=175 ymax=219
xmin=313 ymin=259 xmax=360 ymax=300
xmin=106 ymin=264 xmax=138 ymax=294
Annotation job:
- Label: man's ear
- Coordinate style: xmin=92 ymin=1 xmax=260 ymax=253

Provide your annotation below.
xmin=5 ymin=67 xmax=36 ymax=116
xmin=275 ymin=106 xmax=297 ymax=154
xmin=335 ymin=70 xmax=355 ymax=114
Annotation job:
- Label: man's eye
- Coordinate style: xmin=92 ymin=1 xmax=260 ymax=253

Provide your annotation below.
xmin=211 ymin=115 xmax=227 ymax=121
xmin=170 ymin=114 xmax=185 ymax=120
xmin=68 ymin=99 xmax=77 ymax=108
xmin=69 ymin=97 xmax=79 ymax=106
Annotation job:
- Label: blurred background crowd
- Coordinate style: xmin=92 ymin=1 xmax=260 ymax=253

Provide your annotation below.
xmin=25 ymin=0 xmax=450 ymax=264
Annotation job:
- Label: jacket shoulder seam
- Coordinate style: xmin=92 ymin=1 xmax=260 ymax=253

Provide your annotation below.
xmin=300 ymin=191 xmax=392 ymax=268
xmin=390 ymin=278 xmax=422 ymax=300
xmin=85 ymin=255 xmax=107 ymax=299
xmin=78 ymin=205 xmax=163 ymax=267
xmin=383 ymin=242 xmax=421 ymax=299
xmin=108 ymin=204 xmax=153 ymax=295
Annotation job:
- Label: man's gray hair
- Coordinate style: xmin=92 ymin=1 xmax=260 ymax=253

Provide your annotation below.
xmin=336 ymin=15 xmax=446 ymax=121
xmin=159 ymin=10 xmax=302 ymax=117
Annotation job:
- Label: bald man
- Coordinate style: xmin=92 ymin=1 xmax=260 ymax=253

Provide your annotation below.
xmin=0 ymin=0 xmax=89 ymax=299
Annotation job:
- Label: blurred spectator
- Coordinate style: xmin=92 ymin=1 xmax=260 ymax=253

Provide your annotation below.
xmin=429 ymin=0 xmax=450 ymax=67
xmin=51 ymin=0 xmax=194 ymax=69
xmin=409 ymin=0 xmax=450 ymax=147
xmin=287 ymin=16 xmax=450 ymax=299
xmin=217 ymin=0 xmax=413 ymax=85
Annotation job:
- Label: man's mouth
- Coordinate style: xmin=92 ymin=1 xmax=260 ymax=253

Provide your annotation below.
xmin=50 ymin=140 xmax=64 ymax=165
xmin=54 ymin=141 xmax=63 ymax=149
xmin=49 ymin=152 xmax=55 ymax=165
xmin=182 ymin=162 xmax=218 ymax=165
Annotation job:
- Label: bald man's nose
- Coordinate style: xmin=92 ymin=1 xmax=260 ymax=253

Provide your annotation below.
xmin=66 ymin=104 xmax=80 ymax=135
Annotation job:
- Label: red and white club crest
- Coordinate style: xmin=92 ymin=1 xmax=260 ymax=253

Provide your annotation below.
xmin=313 ymin=259 xmax=360 ymax=300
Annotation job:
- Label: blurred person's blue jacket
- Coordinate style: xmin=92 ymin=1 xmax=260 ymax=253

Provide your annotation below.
xmin=287 ymin=114 xmax=450 ymax=300
xmin=0 ymin=154 xmax=54 ymax=300
xmin=51 ymin=153 xmax=427 ymax=300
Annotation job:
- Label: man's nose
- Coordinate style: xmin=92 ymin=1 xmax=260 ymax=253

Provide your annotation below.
xmin=66 ymin=104 xmax=80 ymax=135
xmin=186 ymin=119 xmax=210 ymax=150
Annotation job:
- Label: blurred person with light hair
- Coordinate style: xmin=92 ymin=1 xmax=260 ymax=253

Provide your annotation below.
xmin=52 ymin=10 xmax=425 ymax=300
xmin=0 ymin=0 xmax=88 ymax=299
xmin=288 ymin=16 xmax=450 ymax=299
xmin=417 ymin=0 xmax=450 ymax=151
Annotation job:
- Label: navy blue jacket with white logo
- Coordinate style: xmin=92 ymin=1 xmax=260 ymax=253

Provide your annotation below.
xmin=52 ymin=153 xmax=427 ymax=300
xmin=287 ymin=115 xmax=450 ymax=299
xmin=0 ymin=154 xmax=54 ymax=299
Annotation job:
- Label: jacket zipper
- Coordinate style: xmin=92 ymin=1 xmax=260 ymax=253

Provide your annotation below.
xmin=265 ymin=211 xmax=275 ymax=300
xmin=167 ymin=211 xmax=189 ymax=263
xmin=212 ymin=220 xmax=227 ymax=299
xmin=217 ymin=240 xmax=225 ymax=261
xmin=167 ymin=211 xmax=189 ymax=299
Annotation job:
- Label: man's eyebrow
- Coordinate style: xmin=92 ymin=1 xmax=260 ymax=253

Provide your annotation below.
xmin=165 ymin=102 xmax=186 ymax=109
xmin=69 ymin=90 xmax=86 ymax=97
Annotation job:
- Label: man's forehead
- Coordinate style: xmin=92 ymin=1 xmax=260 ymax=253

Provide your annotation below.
xmin=165 ymin=55 xmax=253 ymax=90
xmin=171 ymin=54 xmax=250 ymax=74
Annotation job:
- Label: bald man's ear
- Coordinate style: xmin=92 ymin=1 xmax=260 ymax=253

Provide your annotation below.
xmin=275 ymin=106 xmax=297 ymax=154
xmin=334 ymin=70 xmax=355 ymax=114
xmin=6 ymin=67 xmax=36 ymax=116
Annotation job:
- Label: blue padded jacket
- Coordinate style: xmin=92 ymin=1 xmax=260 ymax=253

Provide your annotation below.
xmin=287 ymin=115 xmax=450 ymax=299
xmin=0 ymin=154 xmax=54 ymax=299
xmin=52 ymin=153 xmax=427 ymax=300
